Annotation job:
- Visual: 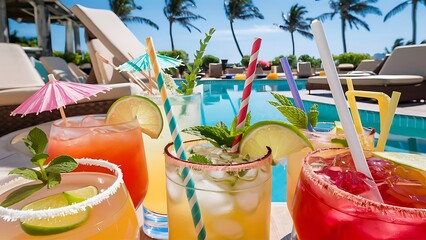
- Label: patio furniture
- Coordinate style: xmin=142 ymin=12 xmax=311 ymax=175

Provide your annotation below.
xmin=306 ymin=44 xmax=426 ymax=102
xmin=297 ymin=62 xmax=314 ymax=78
xmin=0 ymin=43 xmax=143 ymax=137
xmin=40 ymin=56 xmax=84 ymax=83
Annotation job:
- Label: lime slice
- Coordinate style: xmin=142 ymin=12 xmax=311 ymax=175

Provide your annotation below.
xmin=372 ymin=152 xmax=426 ymax=171
xmin=20 ymin=186 xmax=96 ymax=236
xmin=239 ymin=120 xmax=313 ymax=165
xmin=106 ymin=95 xmax=163 ymax=139
xmin=63 ymin=185 xmax=98 ymax=204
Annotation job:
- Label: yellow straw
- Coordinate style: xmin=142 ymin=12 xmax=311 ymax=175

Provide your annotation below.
xmin=345 ymin=79 xmax=363 ymax=134
xmin=376 ymin=91 xmax=401 ymax=151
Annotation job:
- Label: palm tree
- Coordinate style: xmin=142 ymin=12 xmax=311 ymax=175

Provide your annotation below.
xmin=274 ymin=4 xmax=313 ymax=56
xmin=164 ymin=0 xmax=205 ymax=50
xmin=109 ymin=0 xmax=159 ymax=30
xmin=317 ymin=0 xmax=382 ymax=53
xmin=224 ymin=0 xmax=264 ymax=58
xmin=384 ymin=0 xmax=426 ymax=44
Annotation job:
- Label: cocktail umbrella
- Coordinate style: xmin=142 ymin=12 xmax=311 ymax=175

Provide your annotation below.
xmin=116 ymin=53 xmax=182 ymax=92
xmin=116 ymin=53 xmax=182 ymax=72
xmin=258 ymin=59 xmax=271 ymax=68
xmin=11 ymin=74 xmax=110 ymax=125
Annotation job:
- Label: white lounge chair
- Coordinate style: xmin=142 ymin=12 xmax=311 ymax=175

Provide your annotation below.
xmin=306 ymin=44 xmax=426 ymax=102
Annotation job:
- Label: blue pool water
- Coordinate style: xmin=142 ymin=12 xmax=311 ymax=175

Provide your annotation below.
xmin=178 ymin=79 xmax=426 ymax=202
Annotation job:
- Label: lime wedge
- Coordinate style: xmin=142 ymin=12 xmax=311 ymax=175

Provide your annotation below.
xmin=239 ymin=121 xmax=313 ymax=165
xmin=334 ymin=121 xmax=344 ymax=134
xmin=63 ymin=186 xmax=98 ymax=204
xmin=372 ymin=152 xmax=426 ymax=171
xmin=106 ymin=95 xmax=163 ymax=139
xmin=20 ymin=186 xmax=97 ymax=236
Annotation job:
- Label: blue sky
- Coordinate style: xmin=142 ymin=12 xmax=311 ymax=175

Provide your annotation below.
xmin=8 ymin=0 xmax=426 ymax=63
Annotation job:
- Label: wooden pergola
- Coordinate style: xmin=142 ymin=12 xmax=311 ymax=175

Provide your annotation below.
xmin=0 ymin=0 xmax=81 ymax=56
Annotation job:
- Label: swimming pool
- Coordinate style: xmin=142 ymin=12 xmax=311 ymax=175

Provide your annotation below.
xmin=178 ymin=79 xmax=426 ymax=201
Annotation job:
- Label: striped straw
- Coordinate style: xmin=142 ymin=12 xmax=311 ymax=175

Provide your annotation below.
xmin=231 ymin=38 xmax=262 ymax=152
xmin=146 ymin=37 xmax=206 ymax=240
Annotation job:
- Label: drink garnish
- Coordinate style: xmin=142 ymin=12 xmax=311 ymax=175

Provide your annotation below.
xmin=0 ymin=127 xmax=77 ymax=207
xmin=269 ymin=92 xmax=318 ymax=129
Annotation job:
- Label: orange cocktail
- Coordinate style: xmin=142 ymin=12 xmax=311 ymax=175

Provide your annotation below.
xmin=47 ymin=115 xmax=148 ymax=208
xmin=0 ymin=159 xmax=139 ymax=239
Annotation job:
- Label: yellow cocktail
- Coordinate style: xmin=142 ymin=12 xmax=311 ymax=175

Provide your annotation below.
xmin=142 ymin=93 xmax=201 ymax=239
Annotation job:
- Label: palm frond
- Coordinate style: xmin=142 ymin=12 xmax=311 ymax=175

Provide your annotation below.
xmin=384 ymin=2 xmax=410 ymax=21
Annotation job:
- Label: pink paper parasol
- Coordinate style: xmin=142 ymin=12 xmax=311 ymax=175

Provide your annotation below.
xmin=258 ymin=59 xmax=271 ymax=67
xmin=11 ymin=74 xmax=110 ymax=124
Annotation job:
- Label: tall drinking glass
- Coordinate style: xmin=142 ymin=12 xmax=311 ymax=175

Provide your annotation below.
xmin=0 ymin=159 xmax=139 ymax=239
xmin=293 ymin=148 xmax=426 ymax=239
xmin=142 ymin=93 xmax=201 ymax=239
xmin=47 ymin=115 xmax=148 ymax=209
xmin=165 ymin=139 xmax=273 ymax=239
xmin=285 ymin=122 xmax=375 ymax=212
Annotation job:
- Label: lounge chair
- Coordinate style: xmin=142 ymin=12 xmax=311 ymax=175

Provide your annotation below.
xmin=40 ymin=56 xmax=84 ymax=83
xmin=70 ymin=4 xmax=146 ymax=67
xmin=68 ymin=62 xmax=89 ymax=82
xmin=297 ymin=62 xmax=314 ymax=78
xmin=306 ymin=44 xmax=426 ymax=102
xmin=0 ymin=43 xmax=143 ymax=137
xmin=208 ymin=63 xmax=223 ymax=78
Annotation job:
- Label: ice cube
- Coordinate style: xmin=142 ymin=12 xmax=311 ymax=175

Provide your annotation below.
xmin=235 ymin=190 xmax=260 ymax=213
xmin=196 ymin=180 xmax=234 ymax=215
xmin=166 ymin=169 xmax=185 ymax=203
xmin=212 ymin=219 xmax=244 ymax=239
xmin=80 ymin=115 xmax=105 ymax=127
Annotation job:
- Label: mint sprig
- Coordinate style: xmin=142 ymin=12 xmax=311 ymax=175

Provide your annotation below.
xmin=182 ymin=113 xmax=251 ymax=148
xmin=269 ymin=93 xmax=318 ymax=129
xmin=188 ymin=154 xmax=212 ymax=164
xmin=1 ymin=127 xmax=77 ymax=207
xmin=178 ymin=28 xmax=215 ymax=95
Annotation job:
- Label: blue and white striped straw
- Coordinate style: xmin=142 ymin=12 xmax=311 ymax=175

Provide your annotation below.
xmin=146 ymin=37 xmax=206 ymax=240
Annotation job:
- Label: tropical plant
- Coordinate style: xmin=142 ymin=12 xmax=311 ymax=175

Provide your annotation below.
xmin=384 ymin=0 xmax=426 ymax=44
xmin=317 ymin=0 xmax=382 ymax=53
xmin=109 ymin=0 xmax=159 ymax=29
xmin=298 ymin=54 xmax=322 ymax=68
xmin=224 ymin=0 xmax=264 ymax=58
xmin=271 ymin=55 xmax=284 ymax=66
xmin=274 ymin=4 xmax=313 ymax=56
xmin=384 ymin=38 xmax=406 ymax=53
xmin=157 ymin=49 xmax=189 ymax=63
xmin=9 ymin=30 xmax=38 ymax=47
xmin=333 ymin=52 xmax=372 ymax=66
xmin=240 ymin=55 xmax=250 ymax=67
xmin=201 ymin=54 xmax=220 ymax=70
xmin=164 ymin=0 xmax=206 ymax=50
xmin=287 ymin=55 xmax=297 ymax=68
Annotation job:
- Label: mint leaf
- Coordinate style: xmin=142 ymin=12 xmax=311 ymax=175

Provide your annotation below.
xmin=0 ymin=183 xmax=46 ymax=207
xmin=183 ymin=125 xmax=234 ymax=147
xmin=308 ymin=104 xmax=319 ymax=127
xmin=230 ymin=112 xmax=251 ymax=136
xmin=47 ymin=172 xmax=61 ymax=189
xmin=188 ymin=154 xmax=212 ymax=164
xmin=9 ymin=168 xmax=41 ymax=181
xmin=277 ymin=106 xmax=308 ymax=129
xmin=45 ymin=156 xmax=78 ymax=173
xmin=30 ymin=153 xmax=49 ymax=167
xmin=270 ymin=92 xmax=293 ymax=106
xmin=23 ymin=127 xmax=48 ymax=155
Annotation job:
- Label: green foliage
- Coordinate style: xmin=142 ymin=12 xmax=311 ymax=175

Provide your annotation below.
xmin=333 ymin=52 xmax=372 ymax=66
xmin=201 ymin=54 xmax=219 ymax=69
xmin=53 ymin=51 xmax=91 ymax=65
xmin=9 ymin=30 xmax=37 ymax=47
xmin=271 ymin=55 xmax=284 ymax=66
xmin=157 ymin=49 xmax=189 ymax=63
xmin=298 ymin=54 xmax=322 ymax=68
xmin=286 ymin=55 xmax=297 ymax=68
xmin=188 ymin=154 xmax=213 ymax=164
xmin=179 ymin=28 xmax=215 ymax=95
xmin=240 ymin=55 xmax=250 ymax=68
xmin=0 ymin=128 xmax=78 ymax=207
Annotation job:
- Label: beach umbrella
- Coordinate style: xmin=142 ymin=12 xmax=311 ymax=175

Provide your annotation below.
xmin=116 ymin=53 xmax=182 ymax=72
xmin=11 ymin=74 xmax=110 ymax=124
xmin=258 ymin=60 xmax=271 ymax=67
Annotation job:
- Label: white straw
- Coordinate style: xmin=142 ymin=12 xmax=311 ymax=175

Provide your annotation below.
xmin=310 ymin=20 xmax=383 ymax=203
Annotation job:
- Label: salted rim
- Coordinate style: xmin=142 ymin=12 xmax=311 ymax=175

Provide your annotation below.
xmin=302 ymin=148 xmax=426 ymax=219
xmin=0 ymin=158 xmax=123 ymax=222
xmin=164 ymin=139 xmax=272 ymax=171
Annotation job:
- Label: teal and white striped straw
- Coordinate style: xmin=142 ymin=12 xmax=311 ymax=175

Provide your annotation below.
xmin=146 ymin=37 xmax=206 ymax=240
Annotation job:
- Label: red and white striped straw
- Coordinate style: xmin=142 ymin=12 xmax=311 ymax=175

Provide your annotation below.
xmin=231 ymin=38 xmax=262 ymax=152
